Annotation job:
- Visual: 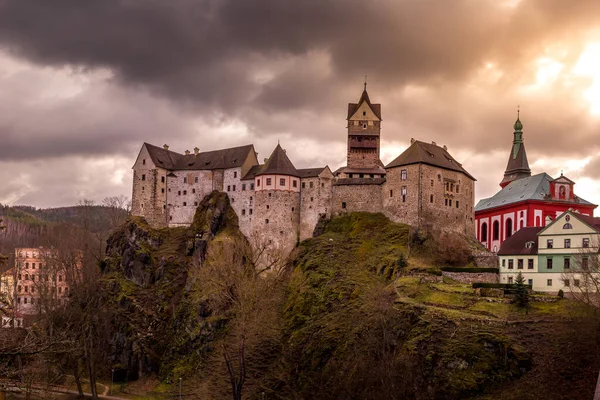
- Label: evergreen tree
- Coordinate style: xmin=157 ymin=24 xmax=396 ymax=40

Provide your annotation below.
xmin=514 ymin=271 xmax=530 ymax=313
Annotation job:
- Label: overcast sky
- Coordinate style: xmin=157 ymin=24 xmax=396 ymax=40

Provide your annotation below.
xmin=0 ymin=0 xmax=600 ymax=212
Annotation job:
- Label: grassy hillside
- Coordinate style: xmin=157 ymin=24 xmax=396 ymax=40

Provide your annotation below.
xmin=95 ymin=206 xmax=600 ymax=399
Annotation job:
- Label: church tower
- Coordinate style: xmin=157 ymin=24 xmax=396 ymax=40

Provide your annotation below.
xmin=346 ymin=83 xmax=382 ymax=169
xmin=500 ymin=112 xmax=531 ymax=188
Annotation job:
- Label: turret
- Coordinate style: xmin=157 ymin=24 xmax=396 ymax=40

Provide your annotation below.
xmin=500 ymin=110 xmax=531 ymax=188
xmin=346 ymin=81 xmax=382 ymax=169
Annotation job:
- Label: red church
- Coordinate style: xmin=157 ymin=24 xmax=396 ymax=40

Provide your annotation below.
xmin=475 ymin=114 xmax=596 ymax=252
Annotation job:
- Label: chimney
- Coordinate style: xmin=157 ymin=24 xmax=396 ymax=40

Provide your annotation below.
xmin=431 ymin=141 xmax=437 ymax=146
xmin=185 ymin=150 xmax=190 ymax=155
xmin=410 ymin=138 xmax=415 ymax=144
xmin=443 ymin=145 xmax=448 ymax=151
xmin=163 ymin=144 xmax=169 ymax=150
xmin=194 ymin=147 xmax=199 ymax=155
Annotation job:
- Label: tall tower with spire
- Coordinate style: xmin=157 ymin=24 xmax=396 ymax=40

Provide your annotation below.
xmin=346 ymin=81 xmax=383 ymax=169
xmin=500 ymin=111 xmax=531 ymax=188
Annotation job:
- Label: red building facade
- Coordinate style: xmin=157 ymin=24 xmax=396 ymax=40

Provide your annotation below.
xmin=475 ymin=116 xmax=596 ymax=252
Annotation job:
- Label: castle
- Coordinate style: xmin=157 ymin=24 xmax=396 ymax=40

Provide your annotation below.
xmin=131 ymin=87 xmax=476 ymax=254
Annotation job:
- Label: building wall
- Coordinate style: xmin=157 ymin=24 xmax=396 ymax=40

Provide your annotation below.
xmin=299 ymin=175 xmax=333 ymax=240
xmin=167 ymin=170 xmax=214 ymax=226
xmin=331 ymin=182 xmax=383 ymax=215
xmin=131 ymin=146 xmax=168 ymax=228
xmin=347 ymin=101 xmax=381 ymax=168
xmin=383 ymin=164 xmax=475 ymax=234
xmin=252 ymin=189 xmax=300 ymax=256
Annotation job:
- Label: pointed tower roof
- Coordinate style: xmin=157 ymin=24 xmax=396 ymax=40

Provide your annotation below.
xmin=500 ymin=111 xmax=531 ymax=188
xmin=256 ymin=144 xmax=300 ymax=177
xmin=347 ymin=83 xmax=382 ymax=120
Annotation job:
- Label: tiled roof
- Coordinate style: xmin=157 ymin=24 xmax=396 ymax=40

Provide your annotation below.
xmin=500 ymin=141 xmax=531 ymax=187
xmin=241 ymin=164 xmax=264 ymax=181
xmin=385 ymin=140 xmax=475 ymax=180
xmin=475 ymin=173 xmax=596 ymax=212
xmin=255 ymin=144 xmax=300 ymax=177
xmin=347 ymin=89 xmax=382 ymax=120
xmin=297 ymin=167 xmax=327 ymax=178
xmin=498 ymin=227 xmax=543 ymax=255
xmin=575 ymin=214 xmax=600 ymax=232
xmin=334 ymin=166 xmax=387 ymax=175
xmin=145 ymin=143 xmax=255 ymax=171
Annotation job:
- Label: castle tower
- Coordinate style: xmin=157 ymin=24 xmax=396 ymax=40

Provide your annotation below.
xmin=500 ymin=112 xmax=531 ymax=188
xmin=253 ymin=144 xmax=301 ymax=256
xmin=346 ymin=83 xmax=382 ymax=169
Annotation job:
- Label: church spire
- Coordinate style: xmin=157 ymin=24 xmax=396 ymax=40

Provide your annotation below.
xmin=499 ymin=109 xmax=531 ymax=188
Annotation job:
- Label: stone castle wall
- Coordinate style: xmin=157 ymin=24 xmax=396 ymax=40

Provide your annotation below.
xmin=331 ymin=180 xmax=384 ymax=216
xmin=299 ymin=176 xmax=333 ymax=240
xmin=131 ymin=146 xmax=168 ymax=228
xmin=382 ymin=164 xmax=420 ymax=227
xmin=167 ymin=169 xmax=214 ymax=226
xmin=253 ymin=190 xmax=300 ymax=254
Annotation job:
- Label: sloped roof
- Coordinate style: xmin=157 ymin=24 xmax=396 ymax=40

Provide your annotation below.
xmin=334 ymin=166 xmax=387 ymax=175
xmin=347 ymin=89 xmax=382 ymax=120
xmin=385 ymin=140 xmax=475 ymax=180
xmin=500 ymin=141 xmax=531 ymax=186
xmin=297 ymin=167 xmax=328 ymax=178
xmin=575 ymin=214 xmax=600 ymax=232
xmin=144 ymin=143 xmax=255 ymax=171
xmin=476 ymin=173 xmax=596 ymax=212
xmin=255 ymin=144 xmax=300 ymax=177
xmin=498 ymin=227 xmax=543 ymax=255
xmin=241 ymin=164 xmax=264 ymax=181
xmin=144 ymin=143 xmax=183 ymax=169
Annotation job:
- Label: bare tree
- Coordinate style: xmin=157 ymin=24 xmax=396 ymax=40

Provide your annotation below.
xmin=102 ymin=195 xmax=130 ymax=228
xmin=562 ymin=237 xmax=600 ymax=308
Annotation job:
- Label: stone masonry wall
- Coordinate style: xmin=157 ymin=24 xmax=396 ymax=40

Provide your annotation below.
xmin=382 ymin=164 xmax=420 ymax=227
xmin=131 ymin=146 xmax=168 ymax=228
xmin=253 ymin=189 xmax=300 ymax=256
xmin=441 ymin=271 xmax=499 ymax=284
xmin=167 ymin=170 xmax=214 ymax=227
xmin=331 ymin=182 xmax=383 ymax=216
xmin=299 ymin=176 xmax=333 ymax=240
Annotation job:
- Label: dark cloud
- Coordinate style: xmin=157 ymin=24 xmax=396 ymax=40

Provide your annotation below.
xmin=1 ymin=0 xmax=600 ymax=207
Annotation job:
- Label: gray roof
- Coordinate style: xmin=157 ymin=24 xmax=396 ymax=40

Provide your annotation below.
xmin=144 ymin=143 xmax=255 ymax=171
xmin=297 ymin=167 xmax=328 ymax=178
xmin=385 ymin=140 xmax=475 ymax=180
xmin=475 ymin=173 xmax=596 ymax=212
xmin=241 ymin=164 xmax=264 ymax=181
xmin=255 ymin=144 xmax=300 ymax=177
xmin=347 ymin=89 xmax=382 ymax=120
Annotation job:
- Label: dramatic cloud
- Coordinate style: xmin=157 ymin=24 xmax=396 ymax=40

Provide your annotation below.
xmin=0 ymin=0 xmax=599 ymax=208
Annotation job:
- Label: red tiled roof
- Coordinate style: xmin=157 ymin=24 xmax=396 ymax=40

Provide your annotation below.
xmin=498 ymin=227 xmax=543 ymax=255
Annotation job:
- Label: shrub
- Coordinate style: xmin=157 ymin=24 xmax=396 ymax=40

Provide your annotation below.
xmin=557 ymin=289 xmax=564 ymax=299
xmin=435 ymin=233 xmax=472 ymax=266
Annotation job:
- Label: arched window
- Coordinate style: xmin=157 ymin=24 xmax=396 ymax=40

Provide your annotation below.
xmin=535 ymin=216 xmax=541 ymax=226
xmin=559 ymin=186 xmax=566 ymax=199
xmin=506 ymin=218 xmax=513 ymax=238
xmin=563 ymin=223 xmax=573 ymax=229
xmin=493 ymin=221 xmax=500 ymax=241
xmin=481 ymin=222 xmax=488 ymax=242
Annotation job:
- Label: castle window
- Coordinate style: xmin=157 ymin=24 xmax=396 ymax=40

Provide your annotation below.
xmin=242 ymin=209 xmax=246 ymax=216
xmin=233 ymin=185 xmax=236 ymax=191
xmin=507 ymin=277 xmax=513 ymax=284
xmin=231 ymin=198 xmax=235 ymax=203
xmin=456 ymin=201 xmax=459 ymax=208
xmin=583 ymin=257 xmax=589 ymax=270
xmin=564 ymin=239 xmax=571 ymax=248
xmin=161 ymin=176 xmax=165 ymax=183
xmin=25 ymin=263 xmax=29 ymax=269
xmin=242 ymin=184 xmax=246 ymax=191
xmin=170 ymin=216 xmax=173 ymax=221
xmin=24 ymin=297 xmax=27 ymax=304
xmin=267 ymin=205 xmax=270 ymax=210
xmin=449 ymin=199 xmax=452 ymax=206
xmin=143 ymin=159 xmax=146 ymax=165
xmin=293 ymin=180 xmax=298 ymax=188
xmin=194 ymin=202 xmax=198 ymax=206
xmin=234 ymin=171 xmax=238 ymax=178
xmin=178 ymin=191 xmax=181 ymax=195
xmin=292 ymin=207 xmax=295 ymax=211
xmin=183 ymin=190 xmax=187 ymax=195
xmin=363 ymin=124 xmax=367 ymax=129
xmin=390 ymin=190 xmax=393 ymax=198
xmin=251 ymin=183 xmax=255 ymax=190
xmin=141 ymin=204 xmax=144 ymax=209
xmin=401 ymin=170 xmax=407 ymax=180
xmin=141 ymin=174 xmax=146 ymax=181
xmin=250 ymin=196 xmax=253 ymax=201
xmin=493 ymin=221 xmax=499 ymax=240
xmin=168 ymin=188 xmax=171 ymax=192
xmin=456 ymin=185 xmax=460 ymax=193
xmin=280 ymin=178 xmax=286 ymax=186
xmin=401 ymin=186 xmax=407 ymax=203
xmin=192 ymin=189 xmax=196 ymax=194
xmin=431 ymin=180 xmax=434 ymax=187
xmin=359 ymin=174 xmax=364 ymax=178
xmin=266 ymin=178 xmax=272 ymax=185
xmin=249 ymin=209 xmax=253 ymax=215
xmin=161 ymin=188 xmax=165 ymax=193
xmin=349 ymin=174 xmax=353 ymax=178
xmin=142 ymin=186 xmax=145 ymax=191
xmin=302 ymin=182 xmax=306 ymax=189
xmin=18 ymin=285 xmax=21 ymax=293
xmin=430 ymin=195 xmax=434 ymax=203
xmin=445 ymin=199 xmax=448 ymax=206
xmin=227 ymin=185 xmax=231 ymax=192
xmin=184 ymin=177 xmax=187 ymax=183
xmin=363 ymin=111 xmax=366 ymax=116
xmin=322 ymin=183 xmax=325 ymax=187
xmin=195 ymin=177 xmax=199 ymax=183
xmin=437 ymin=174 xmax=441 ymax=182
xmin=32 ymin=263 xmax=35 ymax=269
xmin=342 ymin=202 xmax=347 ymax=209
xmin=508 ymin=260 xmax=514 ymax=269
xmin=257 ymin=180 xmax=260 ymax=187
xmin=268 ymin=193 xmax=272 ymax=198
xmin=311 ymin=197 xmax=314 ymax=202
xmin=310 ymin=182 xmax=314 ymax=188
xmin=265 ymin=219 xmax=269 ymax=224
xmin=583 ymin=238 xmax=590 ymax=248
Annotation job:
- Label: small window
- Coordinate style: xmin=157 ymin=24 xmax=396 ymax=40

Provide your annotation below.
xmin=517 ymin=259 xmax=523 ymax=269
xmin=342 ymin=202 xmax=347 ymax=209
xmin=508 ymin=260 xmax=514 ymax=269
xmin=547 ymin=239 xmax=553 ymax=249
xmin=564 ymin=257 xmax=570 ymax=269
xmin=528 ymin=259 xmax=534 ymax=269
xmin=583 ymin=238 xmax=590 ymax=248
xmin=449 ymin=199 xmax=452 ymax=207
xmin=293 ymin=180 xmax=297 ymax=188
xmin=141 ymin=174 xmax=146 ymax=181
xmin=194 ymin=202 xmax=198 ymax=206
xmin=547 ymin=279 xmax=552 ymax=287
xmin=192 ymin=189 xmax=196 ymax=194
xmin=431 ymin=180 xmax=434 ymax=187
xmin=430 ymin=195 xmax=434 ymax=203
xmin=574 ymin=279 xmax=580 ymax=287
xmin=250 ymin=183 xmax=255 ymax=190
xmin=310 ymin=182 xmax=314 ymax=188
xmin=508 ymin=276 xmax=513 ymax=284
xmin=564 ymin=239 xmax=571 ymax=248
xmin=249 ymin=209 xmax=253 ymax=215
xmin=161 ymin=188 xmax=165 ymax=193
xmin=184 ymin=177 xmax=187 ymax=183
xmin=265 ymin=219 xmax=269 ymax=224
xmin=292 ymin=207 xmax=295 ymax=212
xmin=268 ymin=193 xmax=272 ymax=198
xmin=456 ymin=185 xmax=460 ymax=194
xmin=390 ymin=190 xmax=393 ymax=198
xmin=310 ymin=197 xmax=314 ymax=202
xmin=195 ymin=177 xmax=199 ymax=183
xmin=183 ymin=202 xmax=187 ymax=206
xmin=528 ymin=279 xmax=533 ymax=286
xmin=445 ymin=199 xmax=448 ymax=206
xmin=456 ymin=201 xmax=459 ymax=208
xmin=242 ymin=209 xmax=246 ymax=216
xmin=257 ymin=180 xmax=260 ymax=187
xmin=234 ymin=171 xmax=237 ymax=178
xmin=547 ymin=258 xmax=553 ymax=269
xmin=266 ymin=205 xmax=270 ymax=210
xmin=233 ymin=185 xmax=236 ymax=191
xmin=242 ymin=184 xmax=246 ymax=191
xmin=502 ymin=259 xmax=506 ymax=267
xmin=161 ymin=176 xmax=165 ymax=183
xmin=564 ymin=279 xmax=570 ymax=287
xmin=266 ymin=178 xmax=272 ymax=185
xmin=302 ymin=182 xmax=306 ymax=189
xmin=227 ymin=185 xmax=231 ymax=192
xmin=401 ymin=170 xmax=407 ymax=180
xmin=280 ymin=178 xmax=286 ymax=186
xmin=582 ymin=257 xmax=589 ymax=270
xmin=183 ymin=190 xmax=187 ymax=195
xmin=437 ymin=174 xmax=441 ymax=182
xmin=363 ymin=111 xmax=366 ymax=116
xmin=143 ymin=159 xmax=146 ymax=165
